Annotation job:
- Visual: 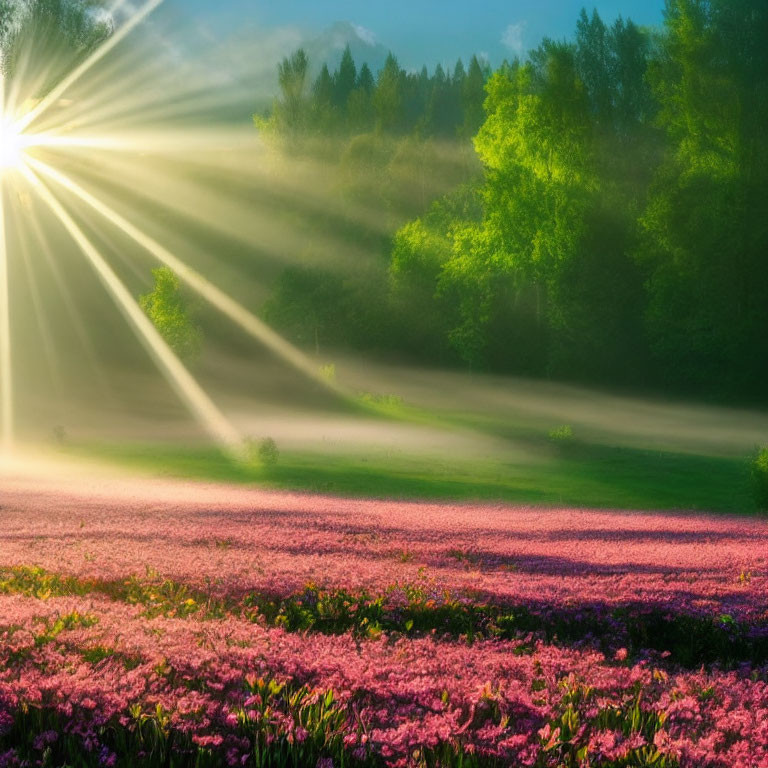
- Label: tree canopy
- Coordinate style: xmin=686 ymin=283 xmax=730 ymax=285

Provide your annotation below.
xmin=261 ymin=0 xmax=768 ymax=402
xmin=0 ymin=0 xmax=110 ymax=87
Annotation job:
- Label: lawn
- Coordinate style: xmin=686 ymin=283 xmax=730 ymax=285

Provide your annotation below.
xmin=65 ymin=431 xmax=756 ymax=515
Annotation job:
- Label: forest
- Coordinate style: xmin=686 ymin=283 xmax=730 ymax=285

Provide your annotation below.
xmin=260 ymin=0 xmax=768 ymax=403
xmin=3 ymin=2 xmax=768 ymax=766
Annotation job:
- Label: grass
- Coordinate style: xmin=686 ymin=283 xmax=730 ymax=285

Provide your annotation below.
xmin=65 ymin=434 xmax=756 ymax=515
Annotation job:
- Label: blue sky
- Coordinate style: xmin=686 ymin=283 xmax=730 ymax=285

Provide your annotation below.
xmin=177 ymin=0 xmax=666 ymax=69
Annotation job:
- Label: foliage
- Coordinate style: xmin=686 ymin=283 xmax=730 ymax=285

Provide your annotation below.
xmin=1 ymin=677 xmax=362 ymax=768
xmin=750 ymin=447 xmax=768 ymax=511
xmin=319 ymin=363 xmax=336 ymax=383
xmin=638 ymin=0 xmax=768 ymax=397
xmin=5 ymin=477 xmax=768 ymax=765
xmin=391 ymin=24 xmax=653 ymax=380
xmin=258 ymin=46 xmax=487 ymax=362
xmin=139 ymin=267 xmax=202 ymax=363
xmin=261 ymin=3 xmax=766 ymax=403
xmin=258 ymin=437 xmax=280 ymax=467
xmin=548 ymin=425 xmax=575 ymax=443
xmin=261 ymin=43 xmax=488 ymax=145
xmin=1 ymin=548 xmax=767 ymax=763
xmin=0 ymin=0 xmax=110 ymax=86
xmin=355 ymin=391 xmax=404 ymax=411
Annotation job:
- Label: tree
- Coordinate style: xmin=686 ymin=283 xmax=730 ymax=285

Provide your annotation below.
xmin=1 ymin=0 xmax=110 ymax=85
xmin=639 ymin=0 xmax=768 ymax=395
xmin=388 ymin=186 xmax=479 ymax=361
xmin=347 ymin=62 xmax=375 ymax=131
xmin=576 ymin=9 xmax=613 ymax=126
xmin=258 ymin=5 xmax=767 ymax=400
xmin=374 ymin=52 xmax=404 ymax=133
xmin=274 ymin=48 xmax=310 ymax=136
xmin=424 ymin=62 xmax=463 ymax=137
xmin=356 ymin=62 xmax=374 ymax=94
xmin=461 ymin=55 xmax=489 ymax=138
xmin=140 ymin=268 xmax=202 ymax=363
xmin=312 ymin=63 xmax=336 ymax=132
xmin=423 ymin=37 xmax=647 ymax=379
xmin=333 ymin=44 xmax=356 ymax=111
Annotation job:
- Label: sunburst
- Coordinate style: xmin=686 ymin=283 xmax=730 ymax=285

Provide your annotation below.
xmin=0 ymin=0 xmax=343 ymax=458
xmin=0 ymin=115 xmax=25 ymax=170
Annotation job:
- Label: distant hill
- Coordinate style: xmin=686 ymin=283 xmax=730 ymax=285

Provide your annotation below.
xmin=302 ymin=21 xmax=390 ymax=76
xmin=196 ymin=20 xmax=393 ymax=118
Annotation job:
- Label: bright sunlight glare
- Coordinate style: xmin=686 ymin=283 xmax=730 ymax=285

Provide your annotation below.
xmin=0 ymin=0 xmax=349 ymax=457
xmin=0 ymin=116 xmax=25 ymax=171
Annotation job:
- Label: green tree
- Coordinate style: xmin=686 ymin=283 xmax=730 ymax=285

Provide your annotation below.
xmin=347 ymin=62 xmax=375 ymax=132
xmin=424 ymin=63 xmax=463 ymax=137
xmin=333 ymin=44 xmax=356 ymax=111
xmin=374 ymin=52 xmax=405 ymax=133
xmin=389 ymin=187 xmax=479 ymax=361
xmin=262 ymin=265 xmax=344 ymax=354
xmin=1 ymin=0 xmax=109 ymax=85
xmin=461 ymin=55 xmax=489 ymax=138
xmin=576 ymin=9 xmax=613 ymax=126
xmin=140 ymin=268 xmax=202 ymax=363
xmin=312 ymin=63 xmax=336 ymax=132
xmin=639 ymin=0 xmax=768 ymax=395
xmin=415 ymin=34 xmax=648 ymax=380
xmin=356 ymin=62 xmax=374 ymax=94
xmin=444 ymin=44 xmax=596 ymax=369
xmin=274 ymin=48 xmax=310 ymax=136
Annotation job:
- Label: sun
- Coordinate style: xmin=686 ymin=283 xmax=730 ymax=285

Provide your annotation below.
xmin=0 ymin=115 xmax=26 ymax=171
xmin=0 ymin=0 xmax=345 ymax=458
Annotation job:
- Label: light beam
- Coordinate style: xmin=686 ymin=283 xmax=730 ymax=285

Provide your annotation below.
xmin=0 ymin=178 xmax=12 ymax=455
xmin=16 ymin=0 xmax=165 ymax=133
xmin=0 ymin=74 xmax=14 ymax=456
xmin=0 ymin=118 xmax=25 ymax=170
xmin=21 ymin=166 xmax=243 ymax=453
xmin=27 ymin=157 xmax=345 ymax=396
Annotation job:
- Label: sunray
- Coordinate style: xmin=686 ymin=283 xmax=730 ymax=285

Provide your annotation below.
xmin=27 ymin=157 xmax=345 ymax=396
xmin=9 ymin=189 xmax=64 ymax=396
xmin=0 ymin=68 xmax=12 ymax=454
xmin=17 ymin=0 xmax=165 ymax=133
xmin=34 ymin=58 xmax=256 ymax=136
xmin=0 ymin=178 xmax=12 ymax=455
xmin=32 ymin=144 xmax=386 ymax=272
xmin=21 ymin=165 xmax=243 ymax=453
xmin=21 ymin=188 xmax=114 ymax=400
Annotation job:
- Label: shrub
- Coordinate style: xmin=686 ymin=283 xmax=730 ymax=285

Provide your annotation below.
xmin=548 ymin=424 xmax=574 ymax=443
xmin=750 ymin=446 xmax=768 ymax=511
xmin=258 ymin=437 xmax=280 ymax=467
xmin=319 ymin=363 xmax=336 ymax=383
xmin=356 ymin=391 xmax=404 ymax=409
xmin=139 ymin=267 xmax=202 ymax=362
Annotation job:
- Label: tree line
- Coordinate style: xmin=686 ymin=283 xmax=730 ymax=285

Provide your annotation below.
xmin=263 ymin=0 xmax=768 ymax=402
xmin=261 ymin=45 xmax=490 ymax=141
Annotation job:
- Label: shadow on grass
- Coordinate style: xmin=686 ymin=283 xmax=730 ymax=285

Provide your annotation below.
xmin=66 ymin=436 xmax=757 ymax=515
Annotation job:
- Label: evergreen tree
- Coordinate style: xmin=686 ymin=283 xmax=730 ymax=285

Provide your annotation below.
xmin=374 ymin=52 xmax=405 ymax=133
xmin=275 ymin=48 xmax=310 ymax=135
xmin=461 ymin=55 xmax=488 ymax=138
xmin=312 ymin=63 xmax=335 ymax=129
xmin=333 ymin=44 xmax=357 ymax=111
xmin=356 ymin=62 xmax=375 ymax=93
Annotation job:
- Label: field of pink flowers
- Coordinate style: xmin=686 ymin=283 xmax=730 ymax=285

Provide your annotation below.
xmin=1 ymin=473 xmax=767 ymax=767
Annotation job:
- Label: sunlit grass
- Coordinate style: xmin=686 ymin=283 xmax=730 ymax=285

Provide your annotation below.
xmin=64 ymin=435 xmax=755 ymax=514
